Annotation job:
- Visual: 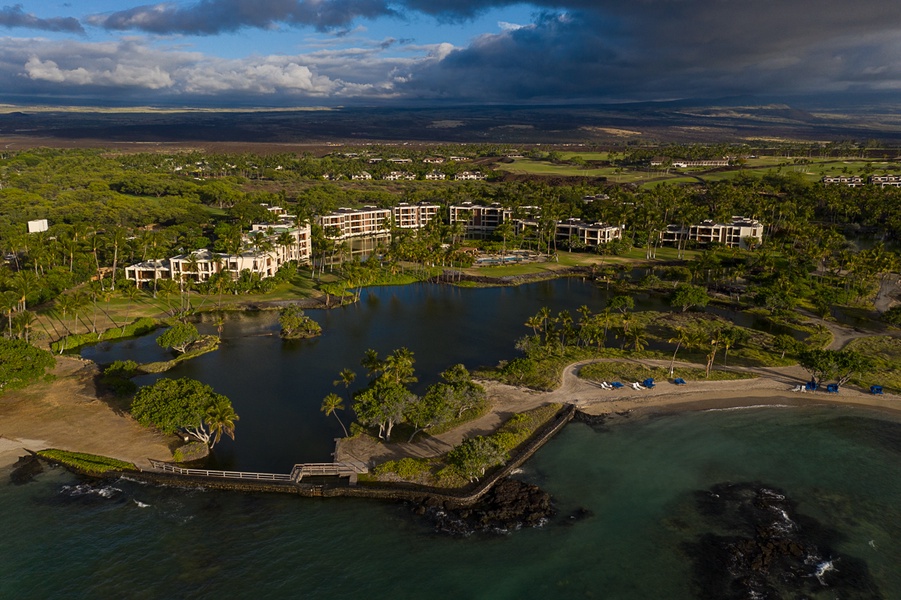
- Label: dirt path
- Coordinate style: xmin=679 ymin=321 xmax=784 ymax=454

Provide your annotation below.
xmin=0 ymin=356 xmax=175 ymax=469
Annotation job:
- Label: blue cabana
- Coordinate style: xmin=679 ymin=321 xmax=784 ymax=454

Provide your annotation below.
xmin=871 ymin=385 xmax=884 ymax=395
xmin=826 ymin=383 xmax=839 ymax=393
xmin=611 ymin=381 xmax=625 ymax=389
xmin=805 ymin=381 xmax=819 ymax=392
xmin=673 ymin=378 xmax=687 ymax=385
xmin=643 ymin=378 xmax=656 ymax=389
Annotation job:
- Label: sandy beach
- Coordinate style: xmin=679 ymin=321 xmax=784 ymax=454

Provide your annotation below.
xmin=1 ymin=354 xmax=897 ymax=473
xmin=0 ymin=356 xmax=175 ymax=470
xmin=336 ymin=359 xmax=901 ymax=465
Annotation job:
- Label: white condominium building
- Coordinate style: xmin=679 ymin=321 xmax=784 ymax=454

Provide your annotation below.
xmin=661 ymin=216 xmax=764 ymax=249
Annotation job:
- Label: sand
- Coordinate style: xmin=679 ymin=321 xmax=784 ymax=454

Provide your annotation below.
xmin=2 ymin=355 xmax=896 ymax=473
xmin=0 ymin=356 xmax=175 ymax=470
xmin=336 ymin=359 xmax=900 ymax=466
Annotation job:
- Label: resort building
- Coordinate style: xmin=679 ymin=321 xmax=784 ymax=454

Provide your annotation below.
xmin=317 ymin=206 xmax=392 ymax=239
xmin=392 ymin=202 xmax=441 ymax=230
xmin=661 ymin=216 xmax=764 ymax=249
xmin=449 ymin=202 xmax=512 ymax=237
xmin=454 ymin=171 xmax=486 ymax=180
xmin=869 ymin=175 xmax=901 ymax=187
xmin=425 ymin=170 xmax=446 ymax=180
xmin=125 ymin=218 xmax=311 ymax=287
xmin=555 ymin=219 xmax=623 ymax=247
xmin=383 ymin=171 xmax=416 ymax=181
xmin=124 ymin=259 xmax=170 ymax=287
xmin=823 ymin=176 xmax=865 ymax=187
xmin=671 ymin=159 xmax=730 ymax=168
xmin=351 ymin=171 xmax=372 ymax=180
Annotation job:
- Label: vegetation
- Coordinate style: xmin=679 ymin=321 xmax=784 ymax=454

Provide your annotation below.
xmin=157 ymin=322 xmax=200 ymax=354
xmin=796 ymin=349 xmax=875 ymax=387
xmin=130 ymin=377 xmax=238 ymax=447
xmin=100 ymin=360 xmax=140 ymax=397
xmin=36 ymin=449 xmax=137 ymax=474
xmin=279 ymin=305 xmax=322 ymax=339
xmin=843 ymin=336 xmax=901 ymax=393
xmin=579 ymin=361 xmax=756 ymax=384
xmin=371 ymin=404 xmax=562 ymax=487
xmin=0 ymin=338 xmax=55 ymax=394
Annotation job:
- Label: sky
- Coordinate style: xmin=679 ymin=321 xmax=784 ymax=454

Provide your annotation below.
xmin=1 ymin=0 xmax=900 ymax=107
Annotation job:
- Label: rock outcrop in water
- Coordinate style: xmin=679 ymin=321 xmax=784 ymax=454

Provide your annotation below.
xmin=412 ymin=478 xmax=554 ymax=535
xmin=685 ymin=482 xmax=882 ymax=599
xmin=9 ymin=454 xmax=43 ymax=485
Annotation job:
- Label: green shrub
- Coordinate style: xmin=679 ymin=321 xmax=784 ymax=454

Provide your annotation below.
xmin=37 ymin=450 xmax=137 ymax=474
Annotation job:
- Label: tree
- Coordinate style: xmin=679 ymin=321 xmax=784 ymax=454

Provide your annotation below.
xmin=669 ymin=283 xmax=710 ymax=312
xmin=353 ymin=379 xmax=415 ymax=442
xmin=667 ymin=326 xmax=691 ymax=376
xmin=205 ymin=395 xmax=240 ymax=448
xmin=157 ymin=322 xmax=200 ymax=354
xmin=796 ymin=349 xmax=873 ymax=386
xmin=278 ymin=305 xmax=322 ymax=339
xmin=131 ymin=377 xmax=237 ymax=446
xmin=321 ymin=392 xmax=349 ymax=437
xmin=403 ymin=391 xmax=453 ymax=442
xmin=447 ymin=436 xmax=507 ymax=482
xmin=771 ymin=334 xmax=799 ymax=359
xmin=0 ymin=338 xmax=55 ymax=394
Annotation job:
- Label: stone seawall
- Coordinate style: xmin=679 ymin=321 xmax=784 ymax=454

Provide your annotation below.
xmin=92 ymin=404 xmax=578 ymax=503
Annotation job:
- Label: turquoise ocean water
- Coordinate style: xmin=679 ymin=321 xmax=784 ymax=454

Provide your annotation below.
xmin=3 ymin=405 xmax=900 ymax=599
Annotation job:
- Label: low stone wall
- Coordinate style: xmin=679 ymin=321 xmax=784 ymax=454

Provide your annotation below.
xmin=87 ymin=404 xmax=578 ymax=502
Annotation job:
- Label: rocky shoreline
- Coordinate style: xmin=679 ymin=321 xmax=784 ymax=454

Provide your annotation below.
xmin=410 ymin=477 xmax=555 ymax=535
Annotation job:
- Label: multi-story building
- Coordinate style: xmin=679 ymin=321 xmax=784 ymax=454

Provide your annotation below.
xmin=317 ymin=206 xmax=392 ymax=239
xmin=671 ymin=159 xmax=730 ymax=168
xmin=869 ymin=175 xmax=901 ymax=187
xmin=454 ymin=171 xmax=485 ymax=180
xmin=823 ymin=176 xmax=865 ymax=187
xmin=425 ymin=170 xmax=446 ymax=180
xmin=555 ymin=218 xmax=623 ymax=247
xmin=449 ymin=202 xmax=511 ymax=237
xmin=124 ymin=259 xmax=171 ymax=287
xmin=383 ymin=171 xmax=416 ymax=181
xmin=125 ymin=216 xmax=311 ymax=287
xmin=661 ymin=216 xmax=764 ymax=249
xmin=392 ymin=202 xmax=440 ymax=230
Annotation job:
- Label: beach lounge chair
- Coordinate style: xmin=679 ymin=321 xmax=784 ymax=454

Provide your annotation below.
xmin=673 ymin=378 xmax=687 ymax=385
xmin=600 ymin=382 xmax=612 ymax=390
xmin=632 ymin=382 xmax=646 ymax=390
xmin=871 ymin=385 xmax=884 ymax=395
xmin=642 ymin=378 xmax=656 ymax=389
xmin=791 ymin=384 xmax=803 ymax=392
xmin=805 ymin=381 xmax=818 ymax=392
xmin=826 ymin=384 xmax=839 ymax=394
xmin=611 ymin=381 xmax=624 ymax=389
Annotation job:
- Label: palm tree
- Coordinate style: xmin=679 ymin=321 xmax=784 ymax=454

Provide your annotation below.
xmin=333 ymin=368 xmax=356 ymax=402
xmin=667 ymin=326 xmax=692 ymax=376
xmin=628 ymin=326 xmax=648 ymax=352
xmin=204 ymin=397 xmax=239 ymax=448
xmin=321 ymin=393 xmax=349 ymax=437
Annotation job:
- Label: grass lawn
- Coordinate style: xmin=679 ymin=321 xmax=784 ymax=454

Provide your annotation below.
xmin=579 ymin=361 xmax=756 ymax=384
xmin=844 ymin=336 xmax=901 ymax=393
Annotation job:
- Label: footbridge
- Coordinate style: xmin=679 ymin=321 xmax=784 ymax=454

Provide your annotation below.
xmin=148 ymin=459 xmax=368 ymax=485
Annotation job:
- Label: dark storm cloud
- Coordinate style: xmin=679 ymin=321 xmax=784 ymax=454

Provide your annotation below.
xmin=89 ymin=0 xmax=396 ymax=34
xmin=400 ymin=1 xmax=901 ymax=101
xmin=0 ymin=4 xmax=84 ymax=33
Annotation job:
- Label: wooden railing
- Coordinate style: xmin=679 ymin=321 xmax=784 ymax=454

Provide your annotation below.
xmin=290 ymin=461 xmax=368 ymax=482
xmin=147 ymin=459 xmax=368 ymax=484
xmin=148 ymin=459 xmax=292 ymax=481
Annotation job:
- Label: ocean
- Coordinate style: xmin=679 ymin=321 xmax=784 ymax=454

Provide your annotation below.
xmin=4 ymin=405 xmax=900 ymax=599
